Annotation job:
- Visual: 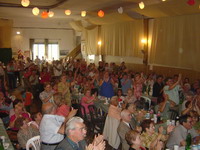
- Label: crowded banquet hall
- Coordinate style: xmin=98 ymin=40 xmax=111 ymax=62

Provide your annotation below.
xmin=0 ymin=0 xmax=200 ymax=150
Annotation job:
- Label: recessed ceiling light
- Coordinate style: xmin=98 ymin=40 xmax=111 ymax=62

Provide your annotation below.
xmin=16 ymin=31 xmax=21 ymax=35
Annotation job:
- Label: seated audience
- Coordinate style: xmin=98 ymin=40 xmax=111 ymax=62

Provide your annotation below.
xmin=40 ymin=103 xmax=77 ymax=150
xmin=125 ymin=89 xmax=136 ymax=104
xmin=81 ymin=89 xmax=96 ymax=114
xmin=126 ymin=130 xmax=151 ymax=150
xmin=56 ymin=117 xmax=105 ymax=150
xmin=15 ymin=117 xmax=39 ymax=150
xmin=9 ymin=99 xmax=32 ymax=130
xmin=166 ymin=115 xmax=200 ymax=149
xmin=39 ymin=82 xmax=54 ymax=104
xmin=140 ymin=119 xmax=173 ymax=149
xmin=54 ymin=93 xmax=70 ymax=117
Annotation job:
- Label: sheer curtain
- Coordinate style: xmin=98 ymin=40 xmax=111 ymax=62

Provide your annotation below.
xmin=149 ymin=14 xmax=200 ymax=71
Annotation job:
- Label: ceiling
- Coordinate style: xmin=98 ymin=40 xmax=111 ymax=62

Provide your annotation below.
xmin=0 ymin=0 xmax=200 ymax=27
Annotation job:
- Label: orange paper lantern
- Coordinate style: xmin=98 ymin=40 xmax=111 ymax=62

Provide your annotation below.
xmin=98 ymin=10 xmax=104 ymax=17
xmin=41 ymin=11 xmax=48 ymax=19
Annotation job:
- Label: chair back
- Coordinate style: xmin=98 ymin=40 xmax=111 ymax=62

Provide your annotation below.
xmin=77 ymin=104 xmax=88 ymax=121
xmin=169 ymin=109 xmax=179 ymax=120
xmin=26 ymin=135 xmax=40 ymax=150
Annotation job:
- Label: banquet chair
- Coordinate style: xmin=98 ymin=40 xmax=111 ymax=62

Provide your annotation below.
xmin=26 ymin=135 xmax=40 ymax=150
xmin=169 ymin=109 xmax=179 ymax=120
xmin=140 ymin=96 xmax=151 ymax=110
xmin=88 ymin=105 xmax=106 ymax=133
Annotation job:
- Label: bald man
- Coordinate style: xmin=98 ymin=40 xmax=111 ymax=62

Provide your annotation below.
xmin=40 ymin=103 xmax=77 ymax=150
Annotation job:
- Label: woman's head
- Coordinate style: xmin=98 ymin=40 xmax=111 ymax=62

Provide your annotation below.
xmin=84 ymin=89 xmax=91 ymax=97
xmin=127 ymin=89 xmax=133 ymax=96
xmin=110 ymin=96 xmax=119 ymax=106
xmin=117 ymin=89 xmax=123 ymax=96
xmin=126 ymin=103 xmax=136 ymax=114
xmin=141 ymin=119 xmax=155 ymax=134
xmin=53 ymin=93 xmax=64 ymax=106
xmin=189 ymin=111 xmax=199 ymax=125
xmin=44 ymin=82 xmax=52 ymax=92
xmin=32 ymin=112 xmax=43 ymax=122
xmin=14 ymin=117 xmax=28 ymax=129
xmin=60 ymin=75 xmax=67 ymax=82
xmin=125 ymin=130 xmax=142 ymax=146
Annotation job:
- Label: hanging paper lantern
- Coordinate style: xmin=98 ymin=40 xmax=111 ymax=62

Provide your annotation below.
xmin=118 ymin=7 xmax=123 ymax=14
xmin=32 ymin=7 xmax=40 ymax=16
xmin=81 ymin=11 xmax=87 ymax=17
xmin=21 ymin=0 xmax=30 ymax=7
xmin=48 ymin=11 xmax=54 ymax=17
xmin=139 ymin=2 xmax=145 ymax=9
xmin=65 ymin=10 xmax=71 ymax=15
xmin=41 ymin=11 xmax=48 ymax=19
xmin=187 ymin=0 xmax=195 ymax=5
xmin=98 ymin=10 xmax=104 ymax=17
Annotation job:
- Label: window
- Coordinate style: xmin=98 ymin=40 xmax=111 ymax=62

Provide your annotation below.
xmin=48 ymin=44 xmax=59 ymax=61
xmin=33 ymin=44 xmax=45 ymax=60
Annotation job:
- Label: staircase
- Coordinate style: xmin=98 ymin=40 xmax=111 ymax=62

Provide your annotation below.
xmin=66 ymin=44 xmax=81 ymax=59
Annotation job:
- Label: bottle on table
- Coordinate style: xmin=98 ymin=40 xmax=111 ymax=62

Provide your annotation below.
xmin=0 ymin=139 xmax=4 ymax=150
xmin=185 ymin=133 xmax=192 ymax=150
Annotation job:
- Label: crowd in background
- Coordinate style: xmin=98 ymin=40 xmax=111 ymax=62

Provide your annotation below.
xmin=0 ymin=55 xmax=200 ymax=150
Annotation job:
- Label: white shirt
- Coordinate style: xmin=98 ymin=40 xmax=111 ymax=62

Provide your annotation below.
xmin=40 ymin=114 xmax=65 ymax=143
xmin=53 ymin=64 xmax=62 ymax=77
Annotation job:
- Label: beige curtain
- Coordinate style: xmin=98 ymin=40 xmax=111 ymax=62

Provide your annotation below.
xmin=100 ymin=21 xmax=144 ymax=57
xmin=149 ymin=14 xmax=200 ymax=71
xmin=83 ymin=27 xmax=99 ymax=55
xmin=0 ymin=19 xmax=13 ymax=48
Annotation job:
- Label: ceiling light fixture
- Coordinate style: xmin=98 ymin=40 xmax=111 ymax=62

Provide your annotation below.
xmin=81 ymin=11 xmax=87 ymax=17
xmin=48 ymin=11 xmax=54 ymax=17
xmin=98 ymin=10 xmax=104 ymax=17
xmin=139 ymin=2 xmax=145 ymax=9
xmin=21 ymin=0 xmax=30 ymax=7
xmin=162 ymin=0 xmax=166 ymax=1
xmin=16 ymin=31 xmax=21 ymax=35
xmin=118 ymin=7 xmax=123 ymax=14
xmin=65 ymin=10 xmax=71 ymax=15
xmin=32 ymin=7 xmax=40 ymax=16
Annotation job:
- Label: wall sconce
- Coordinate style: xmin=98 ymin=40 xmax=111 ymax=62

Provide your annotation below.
xmin=16 ymin=31 xmax=21 ymax=35
xmin=98 ymin=41 xmax=102 ymax=46
xmin=141 ymin=38 xmax=147 ymax=44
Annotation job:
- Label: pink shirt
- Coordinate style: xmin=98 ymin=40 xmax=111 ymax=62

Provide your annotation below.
xmin=81 ymin=96 xmax=94 ymax=114
xmin=56 ymin=104 xmax=70 ymax=117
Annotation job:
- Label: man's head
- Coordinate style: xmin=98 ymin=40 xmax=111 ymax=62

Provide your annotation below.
xmin=65 ymin=117 xmax=87 ymax=143
xmin=156 ymin=75 xmax=163 ymax=84
xmin=179 ymin=115 xmax=192 ymax=130
xmin=42 ymin=103 xmax=56 ymax=115
xmin=121 ymin=109 xmax=132 ymax=123
xmin=165 ymin=77 xmax=174 ymax=86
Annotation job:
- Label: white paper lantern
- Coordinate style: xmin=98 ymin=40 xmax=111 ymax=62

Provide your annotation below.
xmin=81 ymin=11 xmax=86 ymax=17
xmin=21 ymin=0 xmax=30 ymax=7
xmin=48 ymin=11 xmax=54 ymax=17
xmin=65 ymin=10 xmax=71 ymax=15
xmin=32 ymin=7 xmax=40 ymax=16
xmin=139 ymin=2 xmax=145 ymax=9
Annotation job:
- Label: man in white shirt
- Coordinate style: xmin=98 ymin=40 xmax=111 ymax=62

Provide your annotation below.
xmin=40 ymin=103 xmax=77 ymax=150
xmin=163 ymin=74 xmax=182 ymax=105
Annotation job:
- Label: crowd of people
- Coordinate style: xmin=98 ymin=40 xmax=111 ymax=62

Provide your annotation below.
xmin=0 ymin=56 xmax=199 ymax=150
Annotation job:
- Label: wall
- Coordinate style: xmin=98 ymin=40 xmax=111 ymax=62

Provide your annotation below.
xmin=11 ymin=18 xmax=76 ymax=58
